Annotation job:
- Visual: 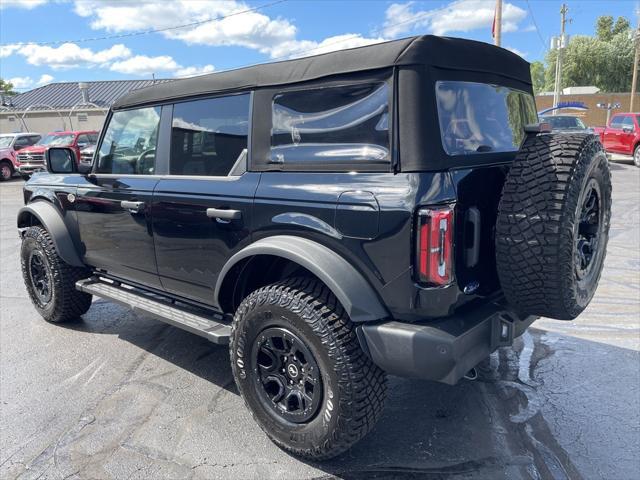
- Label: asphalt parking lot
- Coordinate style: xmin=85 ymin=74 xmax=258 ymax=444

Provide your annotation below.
xmin=1 ymin=162 xmax=639 ymax=480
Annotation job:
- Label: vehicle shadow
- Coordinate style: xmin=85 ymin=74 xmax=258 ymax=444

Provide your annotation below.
xmin=59 ymin=304 xmax=640 ymax=480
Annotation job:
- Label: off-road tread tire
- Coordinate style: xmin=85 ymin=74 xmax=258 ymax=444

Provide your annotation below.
xmin=21 ymin=226 xmax=92 ymax=323
xmin=496 ymin=133 xmax=611 ymax=320
xmin=230 ymin=277 xmax=387 ymax=460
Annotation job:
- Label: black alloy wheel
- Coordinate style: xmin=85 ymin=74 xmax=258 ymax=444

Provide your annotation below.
xmin=575 ymin=179 xmax=602 ymax=281
xmin=28 ymin=250 xmax=53 ymax=307
xmin=251 ymin=327 xmax=323 ymax=423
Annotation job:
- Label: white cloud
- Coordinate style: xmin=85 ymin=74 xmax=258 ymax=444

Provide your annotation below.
xmin=506 ymin=47 xmax=526 ymax=58
xmin=8 ymin=76 xmax=34 ymax=88
xmin=174 ymin=64 xmax=215 ymax=78
xmin=0 ymin=44 xmax=21 ymax=58
xmin=0 ymin=0 xmax=48 ymax=9
xmin=270 ymin=34 xmax=386 ymax=60
xmin=383 ymin=1 xmax=527 ymax=37
xmin=110 ymin=55 xmax=179 ymax=75
xmin=37 ymin=74 xmax=54 ymax=85
xmin=71 ymin=0 xmax=382 ymax=60
xmin=18 ymin=42 xmax=131 ymax=69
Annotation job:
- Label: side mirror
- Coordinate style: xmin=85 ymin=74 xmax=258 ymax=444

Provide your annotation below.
xmin=622 ymin=127 xmax=634 ymax=134
xmin=46 ymin=147 xmax=77 ymax=174
xmin=14 ymin=144 xmax=25 ymax=151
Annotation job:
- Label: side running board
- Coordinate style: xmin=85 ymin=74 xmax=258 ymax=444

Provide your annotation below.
xmin=76 ymin=278 xmax=231 ymax=344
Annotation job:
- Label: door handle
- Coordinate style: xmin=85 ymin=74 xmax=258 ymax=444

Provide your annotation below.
xmin=206 ymin=208 xmax=242 ymax=220
xmin=121 ymin=200 xmax=145 ymax=213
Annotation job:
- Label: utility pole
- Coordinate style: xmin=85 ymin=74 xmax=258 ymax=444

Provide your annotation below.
xmin=552 ymin=4 xmax=569 ymax=115
xmin=494 ymin=0 xmax=502 ymax=47
xmin=631 ymin=9 xmax=639 ymax=112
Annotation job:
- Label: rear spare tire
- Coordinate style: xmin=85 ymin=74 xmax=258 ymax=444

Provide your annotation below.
xmin=496 ymin=133 xmax=611 ymax=320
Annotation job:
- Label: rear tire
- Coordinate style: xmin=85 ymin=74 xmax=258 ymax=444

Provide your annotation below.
xmin=496 ymin=134 xmax=611 ymax=320
xmin=634 ymin=145 xmax=639 ymax=167
xmin=0 ymin=160 xmax=13 ymax=181
xmin=21 ymin=226 xmax=92 ymax=323
xmin=230 ymin=277 xmax=387 ymax=460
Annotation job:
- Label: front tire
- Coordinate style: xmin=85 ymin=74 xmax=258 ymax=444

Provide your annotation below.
xmin=634 ymin=145 xmax=640 ymax=167
xmin=21 ymin=226 xmax=92 ymax=323
xmin=230 ymin=277 xmax=387 ymax=460
xmin=0 ymin=160 xmax=13 ymax=181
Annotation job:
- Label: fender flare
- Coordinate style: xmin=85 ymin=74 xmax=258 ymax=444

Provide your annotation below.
xmin=17 ymin=201 xmax=84 ymax=267
xmin=215 ymin=235 xmax=389 ymax=323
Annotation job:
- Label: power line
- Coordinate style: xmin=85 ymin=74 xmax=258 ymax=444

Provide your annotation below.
xmin=526 ymin=0 xmax=547 ymax=49
xmin=0 ymin=0 xmax=287 ymax=47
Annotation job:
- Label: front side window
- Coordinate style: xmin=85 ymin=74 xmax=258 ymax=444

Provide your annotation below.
xmin=610 ymin=116 xmax=624 ymax=129
xmin=436 ymin=81 xmax=537 ymax=156
xmin=170 ymin=94 xmax=250 ymax=176
xmin=621 ymin=116 xmax=635 ymax=130
xmin=270 ymin=83 xmax=389 ymax=168
xmin=0 ymin=136 xmax=14 ymax=148
xmin=97 ymin=107 xmax=160 ymax=175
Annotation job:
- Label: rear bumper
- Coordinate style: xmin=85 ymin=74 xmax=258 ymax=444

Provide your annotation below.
xmin=359 ymin=300 xmax=537 ymax=385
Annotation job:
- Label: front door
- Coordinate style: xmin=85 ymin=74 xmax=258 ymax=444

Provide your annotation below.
xmin=151 ymin=93 xmax=258 ymax=306
xmin=75 ymin=106 xmax=164 ymax=288
xmin=603 ymin=115 xmax=624 ymax=153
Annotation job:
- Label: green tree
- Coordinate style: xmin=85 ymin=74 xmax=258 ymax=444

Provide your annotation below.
xmin=0 ymin=79 xmax=16 ymax=95
xmin=530 ymin=61 xmax=546 ymax=94
xmin=543 ymin=16 xmax=633 ymax=93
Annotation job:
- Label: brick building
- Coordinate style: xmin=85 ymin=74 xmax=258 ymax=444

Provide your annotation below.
xmin=535 ymin=92 xmax=639 ymax=127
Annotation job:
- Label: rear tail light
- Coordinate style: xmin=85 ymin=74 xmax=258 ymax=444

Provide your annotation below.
xmin=416 ymin=206 xmax=454 ymax=286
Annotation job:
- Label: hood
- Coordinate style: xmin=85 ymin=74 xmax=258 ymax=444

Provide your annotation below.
xmin=18 ymin=145 xmax=47 ymax=154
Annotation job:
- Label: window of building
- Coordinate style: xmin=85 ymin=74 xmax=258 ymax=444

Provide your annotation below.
xmin=78 ymin=113 xmax=88 ymax=122
xmin=170 ymin=94 xmax=250 ymax=176
xmin=270 ymin=83 xmax=390 ymax=169
xmin=96 ymin=107 xmax=160 ymax=175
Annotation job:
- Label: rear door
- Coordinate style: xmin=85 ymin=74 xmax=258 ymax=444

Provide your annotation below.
xmin=75 ymin=106 xmax=167 ymax=288
xmin=151 ymin=93 xmax=258 ymax=306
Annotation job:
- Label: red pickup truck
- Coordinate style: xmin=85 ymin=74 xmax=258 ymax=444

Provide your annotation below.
xmin=16 ymin=130 xmax=99 ymax=178
xmin=593 ymin=113 xmax=640 ymax=167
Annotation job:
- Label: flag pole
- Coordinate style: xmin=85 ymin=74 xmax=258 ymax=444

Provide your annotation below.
xmin=494 ymin=0 xmax=502 ymax=47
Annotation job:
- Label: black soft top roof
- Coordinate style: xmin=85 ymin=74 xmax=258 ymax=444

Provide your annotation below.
xmin=113 ymin=35 xmax=531 ymax=109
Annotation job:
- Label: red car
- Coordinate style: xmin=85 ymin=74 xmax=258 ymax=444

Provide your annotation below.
xmin=593 ymin=113 xmax=640 ymax=167
xmin=16 ymin=130 xmax=99 ymax=178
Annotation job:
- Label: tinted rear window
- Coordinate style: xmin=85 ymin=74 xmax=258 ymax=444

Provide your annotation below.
xmin=435 ymin=81 xmax=537 ymax=156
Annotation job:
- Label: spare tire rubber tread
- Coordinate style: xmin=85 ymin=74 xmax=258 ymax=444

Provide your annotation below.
xmin=496 ymin=133 xmax=611 ymax=320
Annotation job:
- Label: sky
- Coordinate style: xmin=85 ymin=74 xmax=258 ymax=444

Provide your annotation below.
xmin=0 ymin=0 xmax=635 ymax=91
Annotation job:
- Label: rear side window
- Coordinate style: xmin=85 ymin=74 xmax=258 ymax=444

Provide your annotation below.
xmin=170 ymin=94 xmax=250 ymax=176
xmin=435 ymin=81 xmax=537 ymax=156
xmin=96 ymin=107 xmax=160 ymax=175
xmin=270 ymin=83 xmax=389 ymax=169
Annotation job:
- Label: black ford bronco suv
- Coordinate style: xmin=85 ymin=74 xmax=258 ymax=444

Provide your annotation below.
xmin=18 ymin=36 xmax=611 ymax=459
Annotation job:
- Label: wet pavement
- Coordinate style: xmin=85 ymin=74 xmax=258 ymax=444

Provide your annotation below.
xmin=1 ymin=162 xmax=639 ymax=480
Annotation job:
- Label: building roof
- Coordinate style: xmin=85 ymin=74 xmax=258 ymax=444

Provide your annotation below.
xmin=2 ymin=79 xmax=173 ymax=111
xmin=115 ymin=35 xmax=531 ymax=109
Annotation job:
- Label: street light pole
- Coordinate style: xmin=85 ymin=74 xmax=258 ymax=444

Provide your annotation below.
xmin=631 ymin=11 xmax=639 ymax=112
xmin=552 ymin=4 xmax=569 ymax=116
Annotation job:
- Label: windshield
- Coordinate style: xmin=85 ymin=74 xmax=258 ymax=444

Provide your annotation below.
xmin=435 ymin=81 xmax=537 ymax=156
xmin=36 ymin=134 xmax=75 ymax=146
xmin=0 ymin=136 xmax=14 ymax=148
xmin=540 ymin=116 xmax=586 ymax=130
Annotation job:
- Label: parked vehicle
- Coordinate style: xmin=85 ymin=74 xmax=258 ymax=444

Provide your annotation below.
xmin=0 ymin=132 xmax=41 ymax=181
xmin=592 ymin=112 xmax=640 ymax=167
xmin=539 ymin=114 xmax=592 ymax=133
xmin=17 ymin=35 xmax=611 ymax=460
xmin=16 ymin=130 xmax=98 ymax=178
